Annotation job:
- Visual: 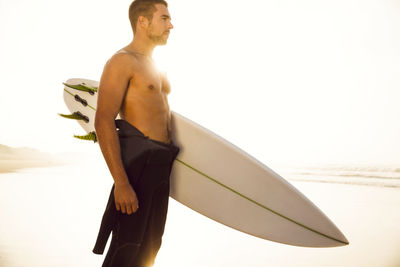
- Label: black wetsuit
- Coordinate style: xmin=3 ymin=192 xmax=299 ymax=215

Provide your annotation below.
xmin=92 ymin=119 xmax=180 ymax=267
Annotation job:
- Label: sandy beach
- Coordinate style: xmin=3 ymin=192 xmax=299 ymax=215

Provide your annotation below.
xmin=0 ymin=160 xmax=399 ymax=267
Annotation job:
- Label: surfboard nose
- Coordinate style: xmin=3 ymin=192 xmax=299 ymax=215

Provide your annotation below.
xmin=332 ymin=227 xmax=349 ymax=246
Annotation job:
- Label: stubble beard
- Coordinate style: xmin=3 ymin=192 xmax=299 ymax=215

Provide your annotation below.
xmin=147 ymin=25 xmax=168 ymax=46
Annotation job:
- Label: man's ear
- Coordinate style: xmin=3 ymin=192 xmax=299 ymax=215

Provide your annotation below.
xmin=138 ymin=15 xmax=149 ymax=29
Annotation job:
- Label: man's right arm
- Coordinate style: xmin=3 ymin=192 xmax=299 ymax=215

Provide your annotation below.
xmin=95 ymin=54 xmax=139 ymax=215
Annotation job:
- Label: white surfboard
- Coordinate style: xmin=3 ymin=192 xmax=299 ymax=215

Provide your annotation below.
xmin=60 ymin=78 xmax=349 ymax=247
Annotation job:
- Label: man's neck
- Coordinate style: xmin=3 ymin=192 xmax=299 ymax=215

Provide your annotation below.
xmin=126 ymin=38 xmax=155 ymax=58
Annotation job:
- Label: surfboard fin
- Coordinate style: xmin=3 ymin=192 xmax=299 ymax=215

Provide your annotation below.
xmin=58 ymin=112 xmax=89 ymax=123
xmin=63 ymin=82 xmax=98 ymax=95
xmin=73 ymin=131 xmax=97 ymax=142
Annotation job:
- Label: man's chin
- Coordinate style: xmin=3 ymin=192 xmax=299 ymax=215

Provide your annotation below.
xmin=155 ymin=39 xmax=168 ymax=46
xmin=148 ymin=32 xmax=169 ymax=46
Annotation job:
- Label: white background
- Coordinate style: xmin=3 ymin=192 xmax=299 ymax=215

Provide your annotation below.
xmin=1 ymin=0 xmax=399 ymax=166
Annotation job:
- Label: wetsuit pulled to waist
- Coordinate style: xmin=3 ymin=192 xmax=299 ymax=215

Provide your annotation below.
xmin=115 ymin=119 xmax=173 ymax=147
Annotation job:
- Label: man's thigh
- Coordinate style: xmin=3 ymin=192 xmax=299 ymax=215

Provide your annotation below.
xmin=131 ymin=182 xmax=170 ymax=267
xmin=102 ymin=182 xmax=169 ymax=267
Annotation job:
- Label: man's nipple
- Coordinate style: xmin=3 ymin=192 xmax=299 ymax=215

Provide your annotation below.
xmin=148 ymin=84 xmax=155 ymax=90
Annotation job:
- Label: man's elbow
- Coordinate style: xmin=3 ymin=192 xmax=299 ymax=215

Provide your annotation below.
xmin=94 ymin=112 xmax=108 ymax=132
xmin=94 ymin=112 xmax=103 ymax=132
xmin=94 ymin=112 xmax=116 ymax=132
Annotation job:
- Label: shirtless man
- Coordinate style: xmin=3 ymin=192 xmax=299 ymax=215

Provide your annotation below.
xmin=92 ymin=1 xmax=177 ymax=266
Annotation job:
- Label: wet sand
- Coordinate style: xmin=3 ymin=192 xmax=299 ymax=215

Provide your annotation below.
xmin=0 ymin=162 xmax=399 ymax=267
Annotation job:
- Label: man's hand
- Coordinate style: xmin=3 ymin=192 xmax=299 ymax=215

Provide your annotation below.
xmin=114 ymin=183 xmax=139 ymax=214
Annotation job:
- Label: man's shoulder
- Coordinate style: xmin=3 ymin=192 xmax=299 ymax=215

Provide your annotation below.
xmin=106 ymin=49 xmax=138 ymax=68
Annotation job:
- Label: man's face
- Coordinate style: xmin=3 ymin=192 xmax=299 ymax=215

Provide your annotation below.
xmin=146 ymin=4 xmax=173 ymax=45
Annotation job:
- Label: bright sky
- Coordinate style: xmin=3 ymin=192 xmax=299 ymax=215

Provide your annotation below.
xmin=1 ymin=0 xmax=399 ymax=166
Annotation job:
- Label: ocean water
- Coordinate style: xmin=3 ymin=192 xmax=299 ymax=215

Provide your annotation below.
xmin=276 ymin=163 xmax=400 ymax=188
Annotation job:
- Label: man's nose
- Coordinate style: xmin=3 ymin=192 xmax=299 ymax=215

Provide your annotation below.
xmin=168 ymin=21 xmax=174 ymax=30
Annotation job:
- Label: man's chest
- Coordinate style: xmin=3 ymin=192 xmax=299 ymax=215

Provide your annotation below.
xmin=131 ymin=64 xmax=168 ymax=94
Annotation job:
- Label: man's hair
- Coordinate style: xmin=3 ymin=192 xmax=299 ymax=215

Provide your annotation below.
xmin=129 ymin=0 xmax=168 ymax=33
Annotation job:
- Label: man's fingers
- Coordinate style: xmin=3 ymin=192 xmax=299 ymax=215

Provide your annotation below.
xmin=126 ymin=205 xmax=133 ymax=215
xmin=132 ymin=202 xmax=139 ymax=213
xmin=120 ymin=203 xmax=127 ymax=214
xmin=114 ymin=189 xmax=138 ymax=214
xmin=117 ymin=202 xmax=138 ymax=214
xmin=127 ymin=200 xmax=139 ymax=214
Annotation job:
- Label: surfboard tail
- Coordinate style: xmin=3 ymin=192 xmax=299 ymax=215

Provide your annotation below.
xmin=61 ymin=78 xmax=99 ymax=141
